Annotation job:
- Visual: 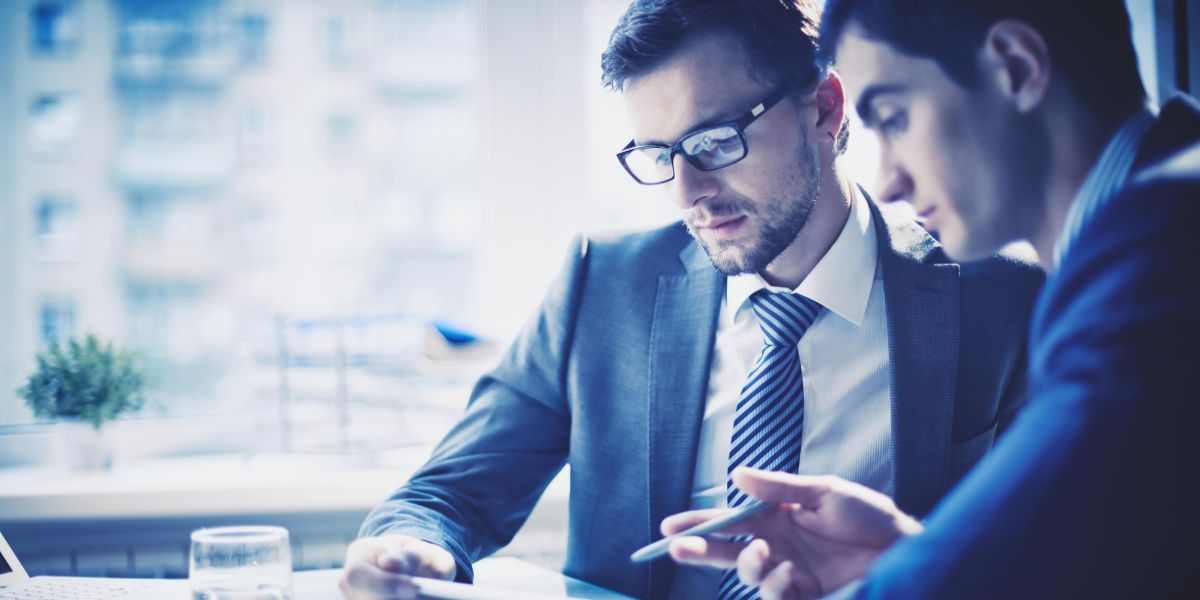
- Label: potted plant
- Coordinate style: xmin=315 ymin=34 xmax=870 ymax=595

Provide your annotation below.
xmin=17 ymin=334 xmax=150 ymax=469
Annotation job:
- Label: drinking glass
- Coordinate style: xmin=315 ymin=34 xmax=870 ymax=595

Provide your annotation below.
xmin=190 ymin=526 xmax=293 ymax=600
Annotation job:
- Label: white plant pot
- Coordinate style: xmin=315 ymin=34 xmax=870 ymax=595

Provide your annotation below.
xmin=57 ymin=419 xmax=115 ymax=470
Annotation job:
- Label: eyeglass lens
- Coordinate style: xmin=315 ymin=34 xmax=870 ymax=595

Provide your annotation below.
xmin=624 ymin=124 xmax=746 ymax=183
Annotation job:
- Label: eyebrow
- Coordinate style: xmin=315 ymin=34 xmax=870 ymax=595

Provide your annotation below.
xmin=635 ymin=98 xmax=760 ymax=147
xmin=855 ymin=83 xmax=907 ymax=126
xmin=635 ymin=115 xmax=732 ymax=147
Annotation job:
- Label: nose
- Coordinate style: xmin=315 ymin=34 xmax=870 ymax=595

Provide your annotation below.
xmin=877 ymin=168 xmax=914 ymax=205
xmin=667 ymin=153 xmax=719 ymax=210
xmin=876 ymin=147 xmax=914 ymax=205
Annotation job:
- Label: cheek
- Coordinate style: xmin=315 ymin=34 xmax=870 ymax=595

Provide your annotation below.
xmin=715 ymin=149 xmax=778 ymax=202
xmin=917 ymin=115 xmax=986 ymax=214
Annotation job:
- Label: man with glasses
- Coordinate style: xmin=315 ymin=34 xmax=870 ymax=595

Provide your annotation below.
xmin=339 ymin=1 xmax=1042 ymax=599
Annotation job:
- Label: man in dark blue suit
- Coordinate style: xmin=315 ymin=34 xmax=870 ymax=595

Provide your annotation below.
xmin=664 ymin=1 xmax=1200 ymax=598
xmin=338 ymin=2 xmax=1046 ymax=599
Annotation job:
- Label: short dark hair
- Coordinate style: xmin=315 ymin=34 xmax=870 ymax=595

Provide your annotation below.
xmin=819 ymin=0 xmax=1146 ymax=123
xmin=602 ymin=0 xmax=849 ymax=154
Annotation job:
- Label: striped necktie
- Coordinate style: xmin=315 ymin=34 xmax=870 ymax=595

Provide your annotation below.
xmin=719 ymin=289 xmax=823 ymax=600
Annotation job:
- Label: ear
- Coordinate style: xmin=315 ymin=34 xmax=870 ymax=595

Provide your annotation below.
xmin=812 ymin=73 xmax=846 ymax=141
xmin=980 ymin=20 xmax=1051 ymax=113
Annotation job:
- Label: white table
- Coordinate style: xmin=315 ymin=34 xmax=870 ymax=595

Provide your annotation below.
xmin=296 ymin=557 xmax=636 ymax=599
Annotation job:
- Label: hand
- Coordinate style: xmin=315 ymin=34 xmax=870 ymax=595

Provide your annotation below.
xmin=662 ymin=468 xmax=923 ymax=600
xmin=338 ymin=534 xmax=457 ymax=599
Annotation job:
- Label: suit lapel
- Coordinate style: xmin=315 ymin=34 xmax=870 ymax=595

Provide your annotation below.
xmin=1130 ymin=95 xmax=1200 ymax=173
xmin=645 ymin=239 xmax=723 ymax=599
xmin=870 ymin=198 xmax=962 ymax=516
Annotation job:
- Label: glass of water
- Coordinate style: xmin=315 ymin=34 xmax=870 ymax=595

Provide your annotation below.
xmin=190 ymin=526 xmax=293 ymax=600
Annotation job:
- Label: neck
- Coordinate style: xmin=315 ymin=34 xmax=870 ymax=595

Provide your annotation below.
xmin=761 ymin=163 xmax=852 ymax=289
xmin=1029 ymin=100 xmax=1133 ymax=271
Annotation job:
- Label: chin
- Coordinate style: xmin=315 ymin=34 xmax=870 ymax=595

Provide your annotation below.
xmin=942 ymin=230 xmax=1005 ymax=262
xmin=704 ymin=243 xmax=760 ymax=276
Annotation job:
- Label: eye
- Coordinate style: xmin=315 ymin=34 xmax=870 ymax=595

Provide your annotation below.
xmin=877 ymin=110 xmax=908 ymax=137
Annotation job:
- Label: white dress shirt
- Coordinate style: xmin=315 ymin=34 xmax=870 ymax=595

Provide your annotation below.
xmin=670 ymin=187 xmax=894 ymax=598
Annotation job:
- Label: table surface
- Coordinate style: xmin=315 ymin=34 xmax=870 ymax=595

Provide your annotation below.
xmin=19 ymin=557 xmax=635 ymax=600
xmin=294 ymin=557 xmax=636 ymax=599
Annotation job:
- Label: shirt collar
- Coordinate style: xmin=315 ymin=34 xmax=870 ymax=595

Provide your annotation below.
xmin=1052 ymin=106 xmax=1156 ymax=268
xmin=727 ymin=184 xmax=878 ymax=327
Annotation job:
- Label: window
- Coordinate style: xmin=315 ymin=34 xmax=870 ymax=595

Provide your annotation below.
xmin=39 ymin=297 xmax=76 ymax=346
xmin=1147 ymin=0 xmax=1200 ymax=100
xmin=235 ymin=106 xmax=273 ymax=164
xmin=323 ymin=17 xmax=352 ymax=66
xmin=237 ymin=13 xmax=269 ymax=67
xmin=30 ymin=1 xmax=81 ymax=56
xmin=1 ymin=1 xmax=677 ymax=439
xmin=33 ymin=196 xmax=81 ymax=258
xmin=29 ymin=93 xmax=82 ymax=156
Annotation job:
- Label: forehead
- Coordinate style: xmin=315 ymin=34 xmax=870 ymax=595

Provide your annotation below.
xmin=622 ymin=32 xmax=769 ymax=143
xmin=834 ymin=28 xmax=962 ymax=113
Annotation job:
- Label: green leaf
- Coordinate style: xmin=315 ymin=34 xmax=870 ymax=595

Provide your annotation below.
xmin=16 ymin=334 xmax=150 ymax=427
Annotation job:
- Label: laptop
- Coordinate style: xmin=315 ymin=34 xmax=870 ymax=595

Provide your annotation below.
xmin=0 ymin=532 xmax=188 ymax=599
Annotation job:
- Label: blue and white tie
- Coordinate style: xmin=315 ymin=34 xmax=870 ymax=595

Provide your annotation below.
xmin=719 ymin=289 xmax=823 ymax=600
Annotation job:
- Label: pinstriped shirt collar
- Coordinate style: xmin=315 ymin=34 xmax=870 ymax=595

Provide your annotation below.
xmin=727 ymin=183 xmax=877 ymax=328
xmin=1052 ymin=107 xmax=1156 ymax=268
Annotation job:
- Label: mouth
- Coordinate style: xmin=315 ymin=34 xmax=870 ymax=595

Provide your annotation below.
xmin=695 ymin=215 xmax=748 ymax=240
xmin=913 ymin=204 xmax=937 ymax=226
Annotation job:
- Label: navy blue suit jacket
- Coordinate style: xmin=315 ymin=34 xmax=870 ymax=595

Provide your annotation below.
xmin=360 ymin=198 xmax=1043 ymax=599
xmin=856 ymin=96 xmax=1200 ymax=598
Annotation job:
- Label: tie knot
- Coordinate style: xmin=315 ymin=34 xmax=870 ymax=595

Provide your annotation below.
xmin=749 ymin=290 xmax=823 ymax=346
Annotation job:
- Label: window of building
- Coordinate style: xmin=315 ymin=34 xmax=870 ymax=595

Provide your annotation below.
xmin=39 ymin=297 xmax=76 ymax=346
xmin=29 ymin=1 xmax=81 ymax=56
xmin=235 ymin=106 xmax=273 ymax=164
xmin=33 ymin=196 xmax=81 ymax=258
xmin=237 ymin=13 xmax=269 ymax=67
xmin=29 ymin=93 xmax=82 ymax=156
xmin=323 ymin=16 xmax=352 ymax=66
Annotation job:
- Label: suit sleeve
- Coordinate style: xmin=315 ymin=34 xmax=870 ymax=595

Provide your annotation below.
xmin=358 ymin=235 xmax=590 ymax=582
xmin=855 ymin=181 xmax=1200 ymax=598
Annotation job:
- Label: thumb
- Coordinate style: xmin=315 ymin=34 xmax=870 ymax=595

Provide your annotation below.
xmin=732 ymin=467 xmax=832 ymax=506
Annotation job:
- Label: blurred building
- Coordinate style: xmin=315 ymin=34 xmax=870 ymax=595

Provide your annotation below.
xmin=0 ymin=0 xmax=485 ymax=426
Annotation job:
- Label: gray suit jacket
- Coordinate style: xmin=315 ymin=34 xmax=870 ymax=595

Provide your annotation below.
xmin=360 ymin=196 xmax=1044 ymax=599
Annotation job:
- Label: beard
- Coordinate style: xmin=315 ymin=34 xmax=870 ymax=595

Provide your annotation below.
xmin=685 ymin=137 xmax=822 ymax=276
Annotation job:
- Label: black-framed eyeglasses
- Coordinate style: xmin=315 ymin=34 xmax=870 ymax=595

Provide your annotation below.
xmin=616 ymin=79 xmax=806 ymax=185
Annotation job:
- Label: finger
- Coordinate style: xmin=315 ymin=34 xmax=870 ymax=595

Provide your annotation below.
xmin=378 ymin=551 xmax=419 ymax=573
xmin=339 ymin=560 xmax=419 ymax=598
xmin=662 ymin=508 xmax=779 ymax=539
xmin=667 ymin=536 xmax=746 ymax=568
xmin=736 ymin=539 xmax=772 ymax=586
xmin=661 ymin=508 xmax=731 ymax=535
xmin=396 ymin=538 xmax=457 ymax=580
xmin=732 ymin=467 xmax=833 ymax=505
xmin=758 ymin=560 xmax=803 ymax=600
